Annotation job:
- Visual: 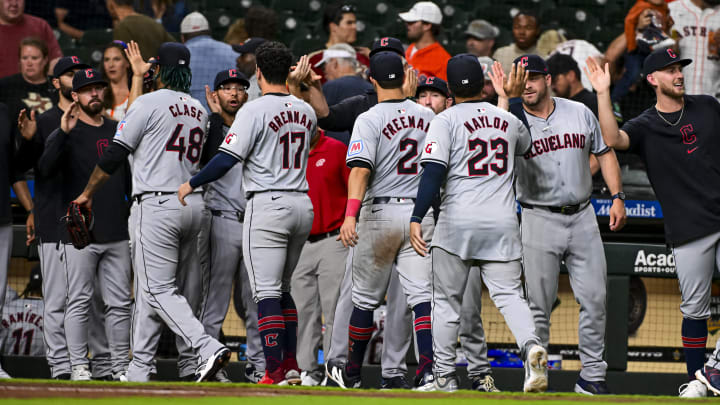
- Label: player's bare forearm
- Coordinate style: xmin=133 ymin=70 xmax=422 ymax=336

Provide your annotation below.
xmin=347 ymin=167 xmax=371 ymax=201
xmin=307 ymin=85 xmax=330 ymax=119
xmin=128 ymin=75 xmax=144 ymax=109
xmin=596 ymin=90 xmax=630 ymax=150
xmin=597 ymin=149 xmax=622 ymax=195
xmin=11 ymin=181 xmax=33 ymax=212
xmin=80 ymin=166 xmax=111 ymax=200
xmin=338 ymin=167 xmax=371 ymax=247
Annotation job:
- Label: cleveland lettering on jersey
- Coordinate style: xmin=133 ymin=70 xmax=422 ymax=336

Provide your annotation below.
xmin=524 ymin=133 xmax=587 ymax=159
xmin=168 ymin=103 xmax=204 ymax=122
xmin=463 ymin=114 xmax=510 ymax=134
xmin=381 ymin=114 xmax=430 ymax=140
xmin=268 ymin=110 xmax=313 ymax=132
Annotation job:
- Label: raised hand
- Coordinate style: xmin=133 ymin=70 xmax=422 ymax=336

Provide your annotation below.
xmin=61 ymin=102 xmax=80 ymax=134
xmin=402 ymin=67 xmax=418 ymax=99
xmin=288 ymin=55 xmax=311 ymax=87
xmin=488 ymin=61 xmax=507 ymax=98
xmin=205 ymin=85 xmax=221 ymax=114
xmin=504 ymin=62 xmax=528 ymax=99
xmin=125 ymin=40 xmax=152 ymax=78
xmin=584 ymin=56 xmax=611 ymax=94
xmin=17 ymin=108 xmax=37 ymax=140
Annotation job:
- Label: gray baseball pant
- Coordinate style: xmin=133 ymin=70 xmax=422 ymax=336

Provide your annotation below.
xmin=671 ymin=230 xmax=720 ymax=368
xmin=431 ymin=247 xmax=540 ymax=377
xmin=127 ymin=193 xmax=224 ymax=381
xmin=232 ymin=261 xmax=265 ymax=371
xmin=460 ymin=267 xmax=492 ymax=377
xmin=327 ymin=251 xmax=413 ymax=378
xmin=290 ymin=234 xmax=346 ymax=372
xmin=521 ymin=204 xmax=608 ymax=381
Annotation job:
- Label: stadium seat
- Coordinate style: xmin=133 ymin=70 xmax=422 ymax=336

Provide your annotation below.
xmin=205 ymin=9 xmax=234 ymax=31
xmin=79 ymin=29 xmax=113 ymax=47
xmin=291 ymin=36 xmax=325 ymax=57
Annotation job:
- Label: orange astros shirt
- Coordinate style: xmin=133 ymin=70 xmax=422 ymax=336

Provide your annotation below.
xmin=405 ymin=42 xmax=451 ymax=81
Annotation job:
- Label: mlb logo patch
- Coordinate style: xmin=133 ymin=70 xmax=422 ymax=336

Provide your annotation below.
xmin=397 ymin=109 xmax=406 ymax=114
xmin=348 ymin=140 xmax=363 ymax=156
xmin=285 ymin=102 xmax=293 ymax=108
xmin=477 ymin=108 xmax=486 ymax=114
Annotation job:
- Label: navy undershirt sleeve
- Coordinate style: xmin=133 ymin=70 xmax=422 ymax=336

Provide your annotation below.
xmin=509 ymin=97 xmax=530 ymax=131
xmin=189 ymin=151 xmax=239 ymax=188
xmin=98 ymin=142 xmax=131 ymax=175
xmin=411 ymin=162 xmax=446 ymax=223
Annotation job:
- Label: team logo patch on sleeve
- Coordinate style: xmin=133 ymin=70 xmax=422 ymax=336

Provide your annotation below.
xmin=115 ymin=120 xmax=126 ymax=136
xmin=348 ymin=140 xmax=363 ymax=156
xmin=225 ymin=132 xmax=238 ymax=145
xmin=425 ymin=141 xmax=437 ymax=154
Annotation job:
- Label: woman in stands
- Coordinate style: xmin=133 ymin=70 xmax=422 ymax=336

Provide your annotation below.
xmin=100 ymin=41 xmax=132 ymax=120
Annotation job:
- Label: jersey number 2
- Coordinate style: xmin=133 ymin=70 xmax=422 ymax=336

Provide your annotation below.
xmin=166 ymin=124 xmax=204 ymax=163
xmin=398 ymin=138 xmax=418 ymax=174
xmin=468 ymin=138 xmax=508 ymax=176
xmin=280 ymin=131 xmax=305 ymax=169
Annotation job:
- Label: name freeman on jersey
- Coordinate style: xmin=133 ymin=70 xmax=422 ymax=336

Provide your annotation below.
xmin=381 ymin=115 xmax=430 ymax=140
xmin=463 ymin=114 xmax=510 ymax=135
xmin=2 ymin=311 xmax=43 ymax=330
xmin=523 ymin=133 xmax=587 ymax=159
xmin=168 ymin=103 xmax=204 ymax=122
xmin=268 ymin=110 xmax=314 ymax=133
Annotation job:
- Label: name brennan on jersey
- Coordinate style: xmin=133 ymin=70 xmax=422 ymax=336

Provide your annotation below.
xmin=268 ymin=110 xmax=314 ymax=133
xmin=523 ymin=133 xmax=587 ymax=159
xmin=463 ymin=113 xmax=510 ymax=134
xmin=381 ymin=114 xmax=430 ymax=140
xmin=1 ymin=310 xmax=42 ymax=330
xmin=168 ymin=103 xmax=204 ymax=122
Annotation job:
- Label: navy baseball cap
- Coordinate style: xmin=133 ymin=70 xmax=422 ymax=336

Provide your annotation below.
xmin=513 ymin=54 xmax=549 ymax=75
xmin=447 ymin=53 xmax=484 ymax=88
xmin=642 ymin=48 xmax=692 ymax=76
xmin=370 ymin=37 xmax=405 ymax=58
xmin=53 ymin=55 xmax=91 ymax=78
xmin=370 ymin=51 xmax=404 ymax=81
xmin=153 ymin=42 xmax=190 ymax=66
xmin=72 ymin=68 xmax=108 ymax=92
xmin=214 ymin=68 xmax=250 ymax=90
xmin=232 ymin=37 xmax=267 ymax=54
xmin=416 ymin=76 xmax=449 ymax=98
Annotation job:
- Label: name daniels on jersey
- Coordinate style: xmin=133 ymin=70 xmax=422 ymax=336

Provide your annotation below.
xmin=524 ymin=133 xmax=586 ymax=159
xmin=168 ymin=104 xmax=204 ymax=122
xmin=268 ymin=111 xmax=313 ymax=133
xmin=1 ymin=310 xmax=42 ymax=329
xmin=381 ymin=115 xmax=430 ymax=139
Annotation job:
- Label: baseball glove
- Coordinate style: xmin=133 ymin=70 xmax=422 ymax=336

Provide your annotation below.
xmin=62 ymin=202 xmax=94 ymax=249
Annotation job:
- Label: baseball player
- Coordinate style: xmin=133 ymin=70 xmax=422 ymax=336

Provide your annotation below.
xmin=15 ymin=56 xmax=116 ymax=380
xmin=179 ymin=41 xmax=315 ymax=385
xmin=415 ymin=75 xmax=499 ymax=392
xmin=325 ymin=51 xmax=435 ymax=391
xmin=669 ymin=0 xmax=720 ymax=98
xmin=0 ymin=265 xmax=45 ymax=357
xmin=409 ymin=54 xmax=548 ymax=393
xmin=290 ymin=38 xmax=418 ymax=390
xmin=502 ymin=54 xmax=626 ymax=395
xmin=198 ymin=68 xmax=266 ymax=383
xmin=73 ymin=42 xmax=231 ymax=383
xmin=37 ymin=68 xmax=132 ymax=381
xmin=586 ymin=49 xmax=720 ymax=398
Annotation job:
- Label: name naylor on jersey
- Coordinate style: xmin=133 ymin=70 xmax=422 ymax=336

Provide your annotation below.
xmin=1 ymin=311 xmax=43 ymax=329
xmin=268 ymin=111 xmax=313 ymax=133
xmin=168 ymin=104 xmax=204 ymax=123
xmin=463 ymin=115 xmax=509 ymax=134
xmin=524 ymin=133 xmax=586 ymax=159
xmin=381 ymin=115 xmax=429 ymax=140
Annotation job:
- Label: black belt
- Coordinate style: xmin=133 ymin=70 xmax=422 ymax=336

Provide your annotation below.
xmin=211 ymin=209 xmax=244 ymax=222
xmin=307 ymin=228 xmax=340 ymax=243
xmin=133 ymin=191 xmax=175 ymax=203
xmin=247 ymin=189 xmax=304 ymax=199
xmin=519 ymin=201 xmax=590 ymax=215
xmin=372 ymin=197 xmax=415 ymax=204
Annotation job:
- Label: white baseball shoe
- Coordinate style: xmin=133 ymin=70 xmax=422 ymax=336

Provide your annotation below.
xmin=679 ymin=379 xmax=707 ymax=397
xmin=71 ymin=364 xmax=92 ymax=381
xmin=196 ymin=347 xmax=231 ymax=382
xmin=523 ymin=345 xmax=548 ymax=393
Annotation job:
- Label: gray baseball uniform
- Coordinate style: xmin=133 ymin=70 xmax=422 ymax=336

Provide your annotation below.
xmin=218 ymin=94 xmax=315 ymax=302
xmin=460 ymin=268 xmax=492 ymax=378
xmin=515 ymin=97 xmax=609 ymax=381
xmin=0 ymin=291 xmax=44 ymax=356
xmin=114 ymin=88 xmax=226 ymax=381
xmin=346 ymin=99 xmax=435 ymax=311
xmin=419 ymin=101 xmax=540 ymax=377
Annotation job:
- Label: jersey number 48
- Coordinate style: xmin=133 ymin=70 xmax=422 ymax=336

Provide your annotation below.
xmin=165 ymin=124 xmax=204 ymax=163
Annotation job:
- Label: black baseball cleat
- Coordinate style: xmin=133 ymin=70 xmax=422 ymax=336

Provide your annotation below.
xmin=574 ymin=377 xmax=610 ymax=395
xmin=196 ymin=347 xmax=231 ymax=382
xmin=54 ymin=373 xmax=71 ymax=380
xmin=471 ymin=374 xmax=500 ymax=392
xmin=380 ymin=375 xmax=410 ymax=389
xmin=325 ymin=358 xmax=361 ymax=389
xmin=413 ymin=370 xmax=435 ymax=391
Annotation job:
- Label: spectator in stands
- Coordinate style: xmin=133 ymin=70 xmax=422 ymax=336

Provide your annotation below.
xmin=477 ymin=56 xmax=498 ymax=105
xmin=309 ymin=4 xmax=370 ymax=83
xmin=107 ymin=0 xmax=175 ymax=62
xmin=224 ymin=19 xmax=248 ymax=45
xmin=233 ymin=37 xmax=266 ymax=102
xmin=54 ymin=0 xmax=113 ymax=40
xmin=244 ymin=5 xmax=278 ymax=40
xmin=551 ymin=39 xmax=605 ymax=91
xmin=0 ymin=37 xmax=58 ymax=138
xmin=493 ymin=10 xmax=545 ymax=74
xmin=399 ymin=1 xmax=451 ymax=80
xmin=317 ymin=43 xmax=373 ymax=144
xmin=0 ymin=0 xmax=62 ymax=78
xmin=181 ymin=11 xmax=239 ymax=112
xmin=465 ymin=19 xmax=499 ymax=58
xmin=669 ymin=0 xmax=720 ymax=98
xmin=547 ymin=53 xmax=598 ymax=117
xmin=135 ymin=0 xmax=189 ymax=34
xmin=100 ymin=41 xmax=131 ymax=120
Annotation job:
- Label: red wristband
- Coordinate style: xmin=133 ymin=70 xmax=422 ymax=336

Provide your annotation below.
xmin=345 ymin=198 xmax=361 ymax=218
